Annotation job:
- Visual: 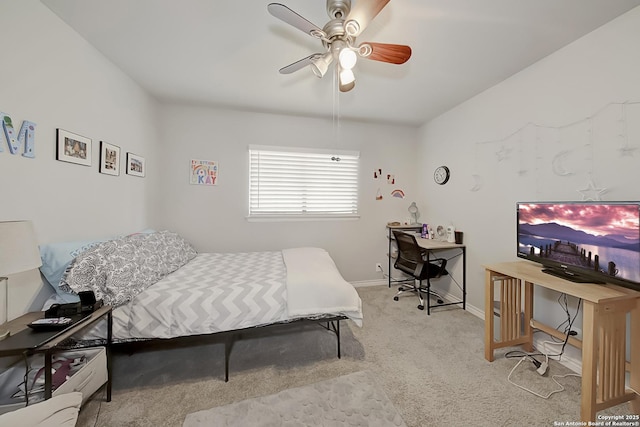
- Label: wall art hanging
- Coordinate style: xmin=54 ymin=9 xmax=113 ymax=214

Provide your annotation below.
xmin=190 ymin=159 xmax=218 ymax=186
xmin=0 ymin=112 xmax=36 ymax=158
xmin=56 ymin=129 xmax=91 ymax=166
xmin=126 ymin=152 xmax=145 ymax=177
xmin=99 ymin=141 xmax=120 ymax=176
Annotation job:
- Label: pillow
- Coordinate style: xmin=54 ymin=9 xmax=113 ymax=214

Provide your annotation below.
xmin=0 ymin=392 xmax=82 ymax=427
xmin=39 ymin=229 xmax=156 ymax=300
xmin=40 ymin=239 xmax=109 ymax=300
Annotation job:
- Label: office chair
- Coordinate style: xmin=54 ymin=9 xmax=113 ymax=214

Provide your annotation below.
xmin=392 ymin=230 xmax=448 ymax=314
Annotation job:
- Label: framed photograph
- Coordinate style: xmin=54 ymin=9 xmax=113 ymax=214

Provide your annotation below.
xmin=56 ymin=129 xmax=92 ymax=166
xmin=126 ymin=152 xmax=145 ymax=177
xmin=99 ymin=141 xmax=120 ymax=176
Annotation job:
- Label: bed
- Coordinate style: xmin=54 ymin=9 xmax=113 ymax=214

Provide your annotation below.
xmin=40 ymin=230 xmax=363 ymax=380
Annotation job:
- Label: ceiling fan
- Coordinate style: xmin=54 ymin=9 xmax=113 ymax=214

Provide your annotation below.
xmin=267 ymin=0 xmax=412 ymax=92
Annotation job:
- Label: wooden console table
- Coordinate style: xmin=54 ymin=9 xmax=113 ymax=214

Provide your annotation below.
xmin=484 ymin=261 xmax=640 ymax=422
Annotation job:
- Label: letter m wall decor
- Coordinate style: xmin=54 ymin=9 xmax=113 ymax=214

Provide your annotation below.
xmin=0 ymin=112 xmax=36 ymax=158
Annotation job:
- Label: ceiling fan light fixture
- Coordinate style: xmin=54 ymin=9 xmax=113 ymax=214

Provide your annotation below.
xmin=339 ymin=67 xmax=355 ymax=85
xmin=338 ymin=47 xmax=358 ymax=70
xmin=310 ymin=52 xmax=334 ymax=78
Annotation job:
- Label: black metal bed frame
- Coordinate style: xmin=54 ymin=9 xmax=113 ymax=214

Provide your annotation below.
xmin=64 ymin=315 xmax=347 ymax=382
xmin=220 ymin=315 xmax=346 ymax=381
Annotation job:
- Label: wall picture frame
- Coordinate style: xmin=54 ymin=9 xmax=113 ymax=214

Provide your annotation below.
xmin=56 ymin=129 xmax=92 ymax=166
xmin=126 ymin=152 xmax=145 ymax=177
xmin=99 ymin=141 xmax=120 ymax=176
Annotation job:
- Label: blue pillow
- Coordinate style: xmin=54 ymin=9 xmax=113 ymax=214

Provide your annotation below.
xmin=39 ymin=239 xmax=109 ymax=299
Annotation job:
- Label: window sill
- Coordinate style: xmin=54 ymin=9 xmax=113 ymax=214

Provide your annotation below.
xmin=246 ymin=215 xmax=360 ymax=223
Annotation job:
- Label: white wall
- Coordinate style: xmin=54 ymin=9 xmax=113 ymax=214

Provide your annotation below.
xmin=154 ymin=104 xmax=419 ymax=282
xmin=416 ymin=6 xmax=640 ymax=327
xmin=0 ymin=0 xmax=159 ymax=315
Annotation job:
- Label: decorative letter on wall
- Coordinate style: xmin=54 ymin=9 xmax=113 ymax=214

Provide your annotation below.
xmin=0 ymin=112 xmax=36 ymax=158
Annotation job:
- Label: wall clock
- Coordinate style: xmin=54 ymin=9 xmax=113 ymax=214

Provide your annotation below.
xmin=434 ymin=166 xmax=450 ymax=185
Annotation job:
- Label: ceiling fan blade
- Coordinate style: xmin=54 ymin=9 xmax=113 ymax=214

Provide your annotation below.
xmin=344 ymin=0 xmax=390 ymax=37
xmin=278 ymin=53 xmax=323 ymax=74
xmin=358 ymin=42 xmax=411 ymax=64
xmin=267 ymin=3 xmax=325 ymax=38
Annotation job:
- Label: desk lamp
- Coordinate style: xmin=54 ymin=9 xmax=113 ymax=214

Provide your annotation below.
xmin=0 ymin=220 xmax=42 ymax=340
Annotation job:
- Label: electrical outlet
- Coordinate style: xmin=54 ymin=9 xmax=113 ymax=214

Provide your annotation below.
xmin=376 ymin=263 xmax=383 ymax=272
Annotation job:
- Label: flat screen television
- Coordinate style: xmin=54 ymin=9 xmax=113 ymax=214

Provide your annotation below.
xmin=517 ymin=201 xmax=640 ymax=290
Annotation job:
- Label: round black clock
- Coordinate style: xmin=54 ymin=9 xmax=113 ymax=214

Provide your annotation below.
xmin=434 ymin=166 xmax=450 ymax=185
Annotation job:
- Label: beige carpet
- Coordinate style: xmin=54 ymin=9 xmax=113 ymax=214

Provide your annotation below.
xmin=75 ymin=285 xmax=635 ymax=427
xmin=182 ymin=371 xmax=406 ymax=427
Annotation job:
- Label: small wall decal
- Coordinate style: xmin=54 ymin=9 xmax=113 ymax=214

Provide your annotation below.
xmin=376 ymin=188 xmax=383 ymax=200
xmin=390 ymin=189 xmax=405 ymax=198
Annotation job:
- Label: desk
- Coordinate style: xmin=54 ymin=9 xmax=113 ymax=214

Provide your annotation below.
xmin=387 ymin=225 xmax=466 ymax=314
xmin=484 ymin=261 xmax=640 ymax=422
xmin=0 ymin=305 xmax=112 ymax=402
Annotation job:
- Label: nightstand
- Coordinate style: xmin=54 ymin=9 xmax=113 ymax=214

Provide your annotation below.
xmin=0 ymin=304 xmax=112 ymax=406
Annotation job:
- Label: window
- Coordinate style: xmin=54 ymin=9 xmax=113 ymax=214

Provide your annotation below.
xmin=248 ymin=145 xmax=359 ymax=219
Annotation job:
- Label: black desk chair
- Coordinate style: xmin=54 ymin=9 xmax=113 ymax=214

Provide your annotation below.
xmin=392 ymin=230 xmax=448 ymax=314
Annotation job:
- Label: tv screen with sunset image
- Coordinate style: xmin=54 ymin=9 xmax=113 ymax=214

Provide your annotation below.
xmin=517 ymin=202 xmax=640 ymax=288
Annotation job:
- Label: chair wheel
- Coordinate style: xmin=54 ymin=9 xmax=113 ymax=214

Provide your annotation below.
xmin=437 ymin=299 xmax=444 ymax=304
xmin=418 ymin=305 xmax=424 ymax=310
xmin=393 ymin=296 xmax=399 ymax=301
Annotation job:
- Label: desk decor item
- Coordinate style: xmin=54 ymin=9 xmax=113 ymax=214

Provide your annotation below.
xmin=99 ymin=142 xmax=120 ymax=176
xmin=56 ymin=129 xmax=92 ymax=166
xmin=0 ymin=220 xmax=42 ymax=340
xmin=126 ymin=152 xmax=145 ymax=177
xmin=408 ymin=202 xmax=420 ymax=225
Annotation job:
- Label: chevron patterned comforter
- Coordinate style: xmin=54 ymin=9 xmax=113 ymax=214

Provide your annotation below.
xmin=63 ymin=232 xmax=363 ymax=341
xmin=114 ymin=250 xmax=289 ymax=339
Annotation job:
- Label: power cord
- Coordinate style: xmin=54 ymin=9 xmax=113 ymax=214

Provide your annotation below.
xmin=507 ymin=356 xmax=580 ymax=399
xmin=505 ymin=293 xmax=583 ymax=397
xmin=505 ymin=350 xmax=548 ymax=375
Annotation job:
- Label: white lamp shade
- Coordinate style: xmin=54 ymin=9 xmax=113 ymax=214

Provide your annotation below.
xmin=310 ymin=52 xmax=333 ymax=78
xmin=338 ymin=48 xmax=357 ymax=70
xmin=0 ymin=220 xmax=42 ymax=276
xmin=339 ymin=68 xmax=355 ymax=85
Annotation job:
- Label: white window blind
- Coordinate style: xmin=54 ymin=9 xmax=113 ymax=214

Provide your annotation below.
xmin=249 ymin=145 xmax=359 ymax=219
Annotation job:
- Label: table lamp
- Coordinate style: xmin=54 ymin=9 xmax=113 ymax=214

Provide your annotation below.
xmin=0 ymin=220 xmax=42 ymax=340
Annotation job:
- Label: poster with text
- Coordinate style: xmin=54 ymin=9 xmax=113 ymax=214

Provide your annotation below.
xmin=190 ymin=159 xmax=218 ymax=186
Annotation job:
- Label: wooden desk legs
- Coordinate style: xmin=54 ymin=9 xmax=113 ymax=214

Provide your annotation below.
xmin=484 ymin=270 xmax=495 ymax=361
xmin=582 ymin=300 xmax=638 ymax=422
xmin=629 ymin=299 xmax=640 ymax=414
xmin=484 ymin=270 xmax=533 ymax=362
xmin=484 ymin=264 xmax=640 ymax=421
xmin=631 ymin=300 xmax=640 ymax=416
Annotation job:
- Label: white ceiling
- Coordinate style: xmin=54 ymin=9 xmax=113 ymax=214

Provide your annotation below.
xmin=42 ymin=0 xmax=640 ymax=126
